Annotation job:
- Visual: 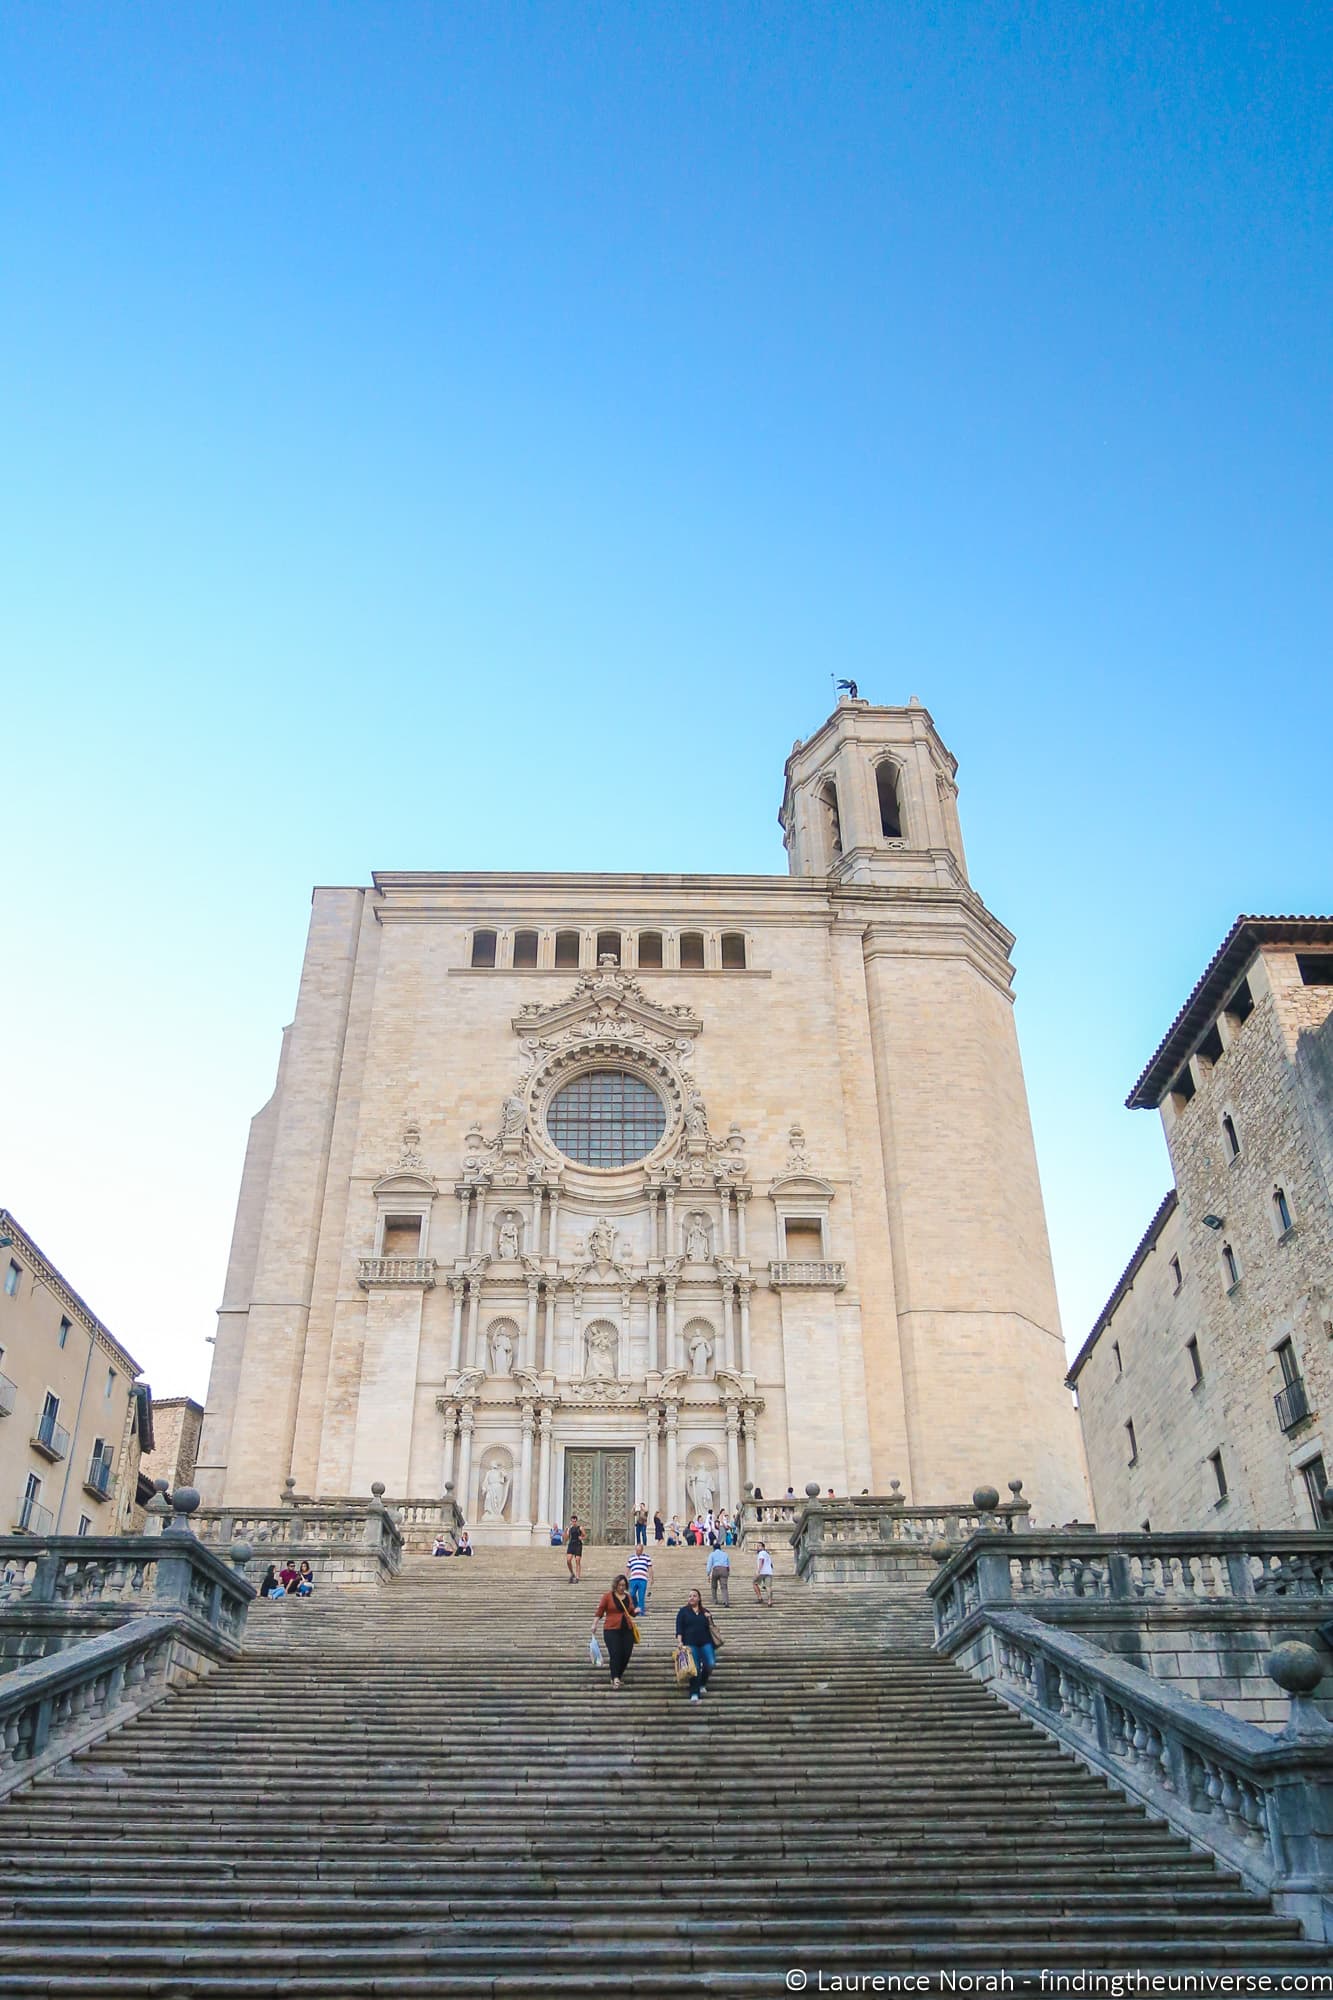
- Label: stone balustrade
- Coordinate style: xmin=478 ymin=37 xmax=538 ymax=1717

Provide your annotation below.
xmin=356 ymin=1256 xmax=437 ymax=1288
xmin=767 ymin=1259 xmax=846 ymax=1289
xmin=932 ymin=1530 xmax=1333 ymax=1726
xmin=786 ymin=1486 xmax=1032 ymax=1582
xmin=190 ymin=1491 xmax=404 ymax=1587
xmin=948 ymin=1607 xmax=1333 ymax=1942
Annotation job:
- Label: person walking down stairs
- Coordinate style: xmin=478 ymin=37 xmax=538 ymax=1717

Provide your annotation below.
xmin=591 ymin=1573 xmax=639 ymax=1690
xmin=674 ymin=1586 xmax=716 ymax=1702
xmin=626 ymin=1545 xmax=653 ymax=1613
xmin=564 ymin=1516 xmax=584 ymax=1582
xmin=705 ymin=1541 xmax=730 ymax=1606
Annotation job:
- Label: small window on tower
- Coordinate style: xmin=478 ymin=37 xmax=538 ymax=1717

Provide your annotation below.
xmin=1125 ymin=1419 xmax=1138 ymax=1466
xmin=820 ymin=780 xmax=843 ymax=861
xmin=1187 ymin=1337 xmax=1203 ymax=1385
xmin=554 ymin=931 xmax=581 ymax=969
xmin=1196 ymin=1022 xmax=1224 ymax=1068
xmin=1273 ymin=1187 xmax=1293 ymax=1237
xmin=1170 ymin=1255 xmax=1183 ymax=1292
xmin=1297 ymin=955 xmax=1333 ymax=987
xmin=1170 ymin=1066 xmax=1196 ymax=1107
xmin=679 ymin=932 xmax=705 ymax=969
xmin=1222 ymin=1113 xmax=1240 ymax=1159
xmin=1225 ymin=978 xmax=1255 ymax=1024
xmin=721 ymin=933 xmax=747 ymax=969
xmin=471 ymin=930 xmax=497 ymax=969
xmin=1222 ymin=1242 xmax=1241 ymax=1289
xmin=637 ymin=931 xmax=663 ymax=968
xmin=876 ymin=761 xmax=903 ymax=839
xmin=513 ymin=931 xmax=539 ymax=968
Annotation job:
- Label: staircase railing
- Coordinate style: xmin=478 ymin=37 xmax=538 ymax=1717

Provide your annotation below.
xmin=941 ymin=1606 xmax=1333 ymax=1943
xmin=781 ymin=1486 xmax=1032 ymax=1579
xmin=189 ymin=1488 xmax=404 ymax=1586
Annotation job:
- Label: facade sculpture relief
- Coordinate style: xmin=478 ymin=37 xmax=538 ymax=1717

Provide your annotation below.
xmin=683 ymin=1213 xmax=710 ymax=1262
xmin=488 ymin=1323 xmax=515 ymax=1376
xmin=496 ymin=1213 xmax=521 ymax=1261
xmin=481 ymin=1461 xmax=510 ymax=1518
xmin=685 ymin=1322 xmax=715 ymax=1378
xmin=584 ymin=1323 xmax=618 ymax=1381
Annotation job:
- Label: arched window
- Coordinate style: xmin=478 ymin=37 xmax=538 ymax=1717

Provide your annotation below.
xmin=820 ymin=780 xmax=843 ymax=860
xmin=596 ymin=930 xmax=622 ymax=966
xmin=471 ymin=930 xmax=497 ymax=968
xmin=513 ymin=930 xmax=539 ymax=968
xmin=554 ymin=930 xmax=581 ymax=969
xmin=1222 ymin=1113 xmax=1241 ymax=1160
xmin=637 ymin=930 xmax=663 ymax=968
xmin=721 ymin=932 xmax=747 ymax=969
xmin=876 ymin=761 xmax=903 ymax=839
xmin=679 ymin=932 xmax=705 ymax=969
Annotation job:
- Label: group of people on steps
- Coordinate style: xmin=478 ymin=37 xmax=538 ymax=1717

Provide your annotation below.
xmin=587 ymin=1532 xmax=778 ymax=1701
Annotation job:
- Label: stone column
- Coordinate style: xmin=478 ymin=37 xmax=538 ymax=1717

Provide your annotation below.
xmin=448 ymin=1278 xmax=466 ymax=1374
xmin=473 ymin=1185 xmax=488 ymax=1258
xmin=525 ymin=1278 xmax=540 ymax=1372
xmin=619 ymin=1290 xmax=632 ymax=1378
xmin=721 ymin=1280 xmax=736 ymax=1372
xmin=645 ymin=1407 xmax=659 ymax=1519
xmin=572 ymin=1287 xmax=584 ymax=1374
xmin=738 ymin=1280 xmax=752 ymax=1376
xmin=518 ymin=1403 xmax=535 ymax=1526
xmin=548 ymin=1186 xmax=561 ymax=1259
xmin=456 ymin=1187 xmax=472 ymax=1257
xmin=542 ymin=1283 xmax=556 ymax=1374
xmin=537 ymin=1407 xmax=553 ymax=1529
xmin=440 ymin=1405 xmax=458 ymax=1491
xmin=742 ymin=1406 xmax=757 ymax=1492
xmin=735 ymin=1189 xmax=749 ymax=1260
xmin=530 ymin=1183 xmax=543 ymax=1249
xmin=457 ymin=1407 xmax=475 ymax=1521
xmin=665 ymin=1403 xmax=679 ymax=1522
xmin=725 ymin=1404 xmax=741 ymax=1511
xmin=664 ymin=1186 xmax=676 ymax=1259
xmin=664 ymin=1279 xmax=678 ymax=1373
xmin=466 ymin=1280 xmax=483 ymax=1368
xmin=646 ymin=1281 xmax=659 ymax=1374
xmin=721 ymin=1191 xmax=734 ymax=1259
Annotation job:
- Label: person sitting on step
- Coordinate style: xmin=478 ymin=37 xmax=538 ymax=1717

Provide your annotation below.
xmin=295 ymin=1561 xmax=315 ymax=1597
xmin=455 ymin=1530 xmax=473 ymax=1557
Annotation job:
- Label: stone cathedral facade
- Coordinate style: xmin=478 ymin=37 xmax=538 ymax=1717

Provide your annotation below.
xmin=197 ymin=696 xmax=1090 ymax=1540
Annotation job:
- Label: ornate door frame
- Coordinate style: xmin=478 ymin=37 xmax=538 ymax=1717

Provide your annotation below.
xmin=562 ymin=1446 xmax=635 ymax=1544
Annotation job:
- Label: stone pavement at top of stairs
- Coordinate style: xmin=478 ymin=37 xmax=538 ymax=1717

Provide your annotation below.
xmin=0 ymin=1543 xmax=1327 ymax=1997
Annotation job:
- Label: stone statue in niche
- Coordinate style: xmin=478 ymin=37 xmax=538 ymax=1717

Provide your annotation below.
xmin=481 ymin=1462 xmax=510 ymax=1519
xmin=588 ymin=1218 xmax=616 ymax=1265
xmin=584 ymin=1324 xmax=618 ymax=1381
xmin=686 ymin=1326 xmax=714 ymax=1378
xmin=687 ymin=1463 xmax=715 ymax=1516
xmin=683 ymin=1213 xmax=710 ymax=1263
xmin=684 ymin=1091 xmax=708 ymax=1138
xmin=496 ymin=1213 xmax=521 ymax=1261
xmin=488 ymin=1325 xmax=515 ymax=1376
xmin=500 ymin=1095 xmax=527 ymax=1141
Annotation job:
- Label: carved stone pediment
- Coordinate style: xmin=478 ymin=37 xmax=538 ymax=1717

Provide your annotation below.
xmin=513 ymin=966 xmax=700 ymax=1043
xmin=372 ymin=1168 xmax=437 ymax=1199
xmin=557 ymin=1378 xmax=638 ymax=1408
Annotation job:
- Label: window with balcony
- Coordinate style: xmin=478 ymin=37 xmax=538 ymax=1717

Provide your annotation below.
xmin=85 ymin=1438 xmax=115 ymax=1500
xmin=33 ymin=1391 xmax=70 ymax=1462
xmin=17 ymin=1470 xmax=51 ymax=1536
xmin=1274 ymin=1338 xmax=1310 ymax=1433
xmin=4 ymin=1260 xmax=20 ymax=1297
xmin=0 ymin=1343 xmax=14 ymax=1418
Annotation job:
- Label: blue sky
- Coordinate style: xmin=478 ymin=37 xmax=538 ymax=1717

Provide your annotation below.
xmin=2 ymin=2 xmax=1329 ymax=1406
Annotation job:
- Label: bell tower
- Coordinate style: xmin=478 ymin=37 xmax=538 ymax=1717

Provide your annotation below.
xmin=779 ymin=693 xmax=969 ymax=888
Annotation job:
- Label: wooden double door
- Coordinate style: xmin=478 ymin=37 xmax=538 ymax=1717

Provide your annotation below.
xmin=562 ymin=1448 xmax=634 ymax=1545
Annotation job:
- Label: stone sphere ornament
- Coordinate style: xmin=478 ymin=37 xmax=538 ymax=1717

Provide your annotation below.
xmin=1266 ymin=1641 xmax=1325 ymax=1696
xmin=973 ymin=1486 xmax=1000 ymax=1513
xmin=229 ymin=1541 xmax=253 ymax=1569
xmin=370 ymin=1481 xmax=386 ymax=1498
xmin=1008 ymin=1479 xmax=1024 ymax=1498
xmin=804 ymin=1482 xmax=822 ymax=1500
xmin=929 ymin=1540 xmax=954 ymax=1565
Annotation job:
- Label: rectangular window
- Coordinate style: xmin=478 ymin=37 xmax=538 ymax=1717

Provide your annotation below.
xmin=721 ymin=932 xmax=747 ymax=969
xmin=1112 ymin=1340 xmax=1123 ymax=1375
xmin=1276 ymin=1338 xmax=1300 ymax=1387
xmin=1300 ymin=1455 xmax=1328 ymax=1527
xmin=554 ymin=930 xmax=581 ymax=969
xmin=1222 ymin=1243 xmax=1240 ymax=1288
xmin=1226 ymin=978 xmax=1255 ymax=1023
xmin=1209 ymin=1448 xmax=1228 ymax=1502
xmin=1186 ymin=1337 xmax=1203 ymax=1385
xmin=58 ymin=1317 xmax=71 ymax=1349
xmin=637 ymin=931 xmax=663 ymax=969
xmin=1169 ymin=1255 xmax=1183 ymax=1292
xmin=77 ymin=1514 xmax=92 ymax=1536
xmin=4 ymin=1261 xmax=20 ymax=1297
xmin=1197 ymin=1022 xmax=1224 ymax=1067
xmin=105 ymin=1367 xmax=116 ymax=1399
xmin=679 ymin=931 xmax=706 ymax=969
xmin=1170 ymin=1066 xmax=1196 ymax=1106
xmin=470 ymin=930 xmax=497 ymax=969
xmin=512 ymin=930 xmax=539 ymax=969
xmin=1125 ymin=1418 xmax=1138 ymax=1466
xmin=1274 ymin=1187 xmax=1293 ymax=1235
xmin=1296 ymin=954 xmax=1333 ymax=987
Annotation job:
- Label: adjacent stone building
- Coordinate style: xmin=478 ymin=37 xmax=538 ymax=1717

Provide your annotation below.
xmin=1069 ymin=917 xmax=1333 ymax=1532
xmin=139 ymin=1395 xmax=203 ymax=1493
xmin=0 ymin=1209 xmax=150 ymax=1536
xmin=197 ymin=696 xmax=1090 ymax=1539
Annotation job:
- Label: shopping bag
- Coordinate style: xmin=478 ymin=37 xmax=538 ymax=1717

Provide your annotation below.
xmin=673 ymin=1641 xmax=697 ymax=1685
xmin=588 ymin=1635 xmax=604 ymax=1667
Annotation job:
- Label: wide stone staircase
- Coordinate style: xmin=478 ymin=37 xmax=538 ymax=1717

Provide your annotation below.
xmin=0 ymin=1543 xmax=1327 ymax=1993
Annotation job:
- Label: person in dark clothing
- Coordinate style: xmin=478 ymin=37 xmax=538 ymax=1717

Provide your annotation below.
xmin=260 ymin=1565 xmax=282 ymax=1600
xmin=592 ymin=1573 xmax=638 ymax=1689
xmin=653 ymin=1510 xmax=665 ymax=1542
xmin=675 ymin=1587 xmax=717 ymax=1702
xmin=565 ymin=1516 xmax=584 ymax=1582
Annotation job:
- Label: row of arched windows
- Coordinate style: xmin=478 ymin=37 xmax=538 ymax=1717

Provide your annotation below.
xmin=470 ymin=929 xmax=749 ymax=971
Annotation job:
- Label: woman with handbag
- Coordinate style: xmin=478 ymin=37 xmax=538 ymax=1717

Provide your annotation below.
xmin=674 ymin=1587 xmax=716 ymax=1703
xmin=591 ymin=1572 xmax=639 ymax=1690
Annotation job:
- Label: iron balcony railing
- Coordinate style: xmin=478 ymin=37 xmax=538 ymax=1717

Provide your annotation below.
xmin=16 ymin=1492 xmax=54 ymax=1536
xmin=0 ymin=1369 xmax=17 ymax=1418
xmin=1275 ymin=1375 xmax=1311 ymax=1434
xmin=84 ymin=1452 xmax=114 ymax=1499
xmin=31 ymin=1411 xmax=71 ymax=1462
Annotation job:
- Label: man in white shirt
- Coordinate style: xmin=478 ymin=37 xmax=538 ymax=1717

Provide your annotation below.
xmin=754 ymin=1541 xmax=774 ymax=1606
